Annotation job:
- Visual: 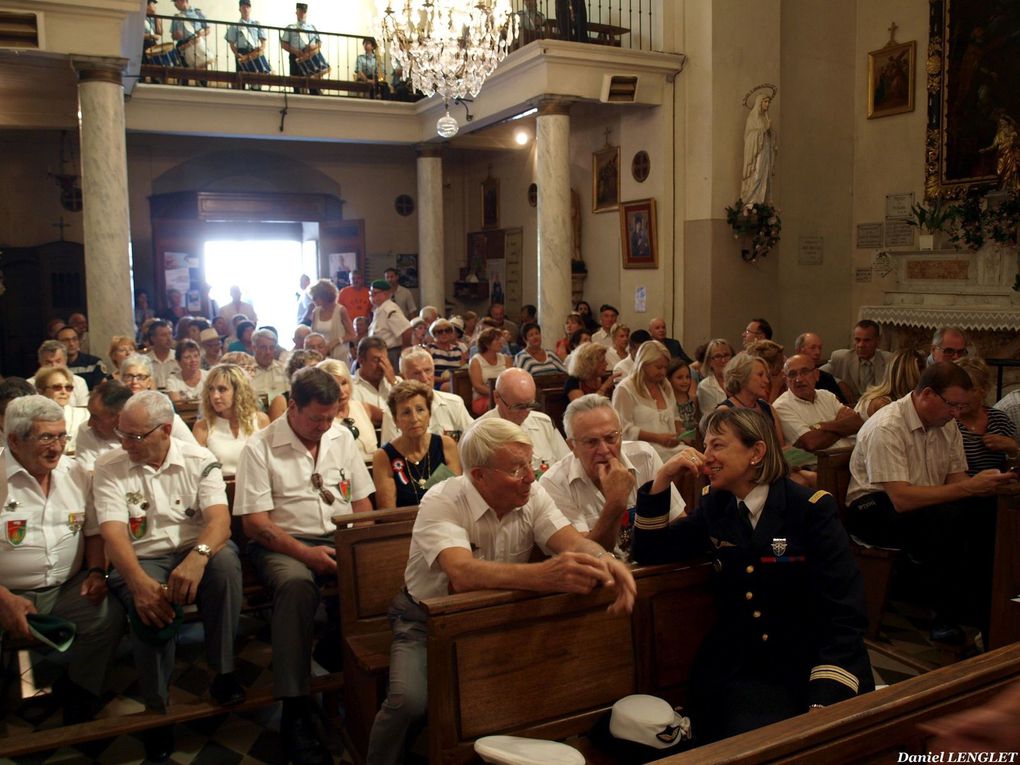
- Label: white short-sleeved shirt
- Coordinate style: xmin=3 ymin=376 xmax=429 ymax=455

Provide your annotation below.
xmin=251 ymin=361 xmax=290 ymax=401
xmin=404 ymin=476 xmax=571 ymax=601
xmin=165 ymin=369 xmax=209 ymax=401
xmin=846 ymin=393 xmax=968 ymax=505
xmin=0 ymin=452 xmax=94 ymax=590
xmin=381 ymin=389 xmax=474 ymax=443
xmin=74 ymin=423 xmax=120 ymax=471
xmin=541 ymin=440 xmax=685 ymax=535
xmin=93 ymin=438 xmax=228 ymax=558
xmin=613 ymin=356 xmax=635 ymax=379
xmin=994 ymin=390 xmax=1020 ymax=435
xmin=148 ymin=352 xmax=181 ymax=390
xmin=591 ymin=329 xmax=613 ymax=347
xmin=696 ymin=374 xmax=727 ymax=416
xmin=352 ymin=373 xmax=399 ymax=411
xmin=369 ymin=299 xmax=411 ymax=350
xmin=475 ymin=408 xmax=569 ymax=476
xmin=772 ymin=389 xmax=856 ymax=450
xmin=233 ymin=416 xmax=372 ymax=538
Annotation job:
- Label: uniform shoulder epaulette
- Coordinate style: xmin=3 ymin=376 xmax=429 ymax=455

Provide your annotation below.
xmin=701 ymin=485 xmax=711 ymax=496
xmin=808 ymin=490 xmax=830 ymax=504
xmin=201 ymin=461 xmax=224 ymax=478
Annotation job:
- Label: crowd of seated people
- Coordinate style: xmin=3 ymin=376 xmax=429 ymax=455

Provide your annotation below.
xmin=4 ymin=287 xmax=1020 ymax=764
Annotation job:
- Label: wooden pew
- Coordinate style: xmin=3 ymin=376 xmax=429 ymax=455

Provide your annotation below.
xmin=650 ymin=642 xmax=1020 ymax=765
xmin=537 ymin=384 xmax=570 ymax=436
xmin=333 ymin=507 xmax=419 ymax=764
xmin=989 ymin=484 xmax=1020 ymax=649
xmin=173 ymin=399 xmax=200 ymax=428
xmin=452 ymin=367 xmax=474 ymax=414
xmin=422 ymin=560 xmax=717 ymax=765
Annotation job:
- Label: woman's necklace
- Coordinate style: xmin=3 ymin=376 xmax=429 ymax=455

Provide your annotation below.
xmin=402 ymin=438 xmax=432 ymax=492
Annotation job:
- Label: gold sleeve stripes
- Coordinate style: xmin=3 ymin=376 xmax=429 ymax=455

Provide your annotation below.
xmin=633 ymin=512 xmax=670 ymax=531
xmin=809 ymin=664 xmax=859 ymax=694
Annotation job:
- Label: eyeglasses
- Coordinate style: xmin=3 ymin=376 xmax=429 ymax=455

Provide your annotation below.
xmin=709 ymin=353 xmax=732 ymax=362
xmin=27 ymin=432 xmax=69 ymax=446
xmin=936 ymin=346 xmax=968 ymax=358
xmin=741 ymin=329 xmax=764 ymax=338
xmin=341 ymin=417 xmax=360 ymax=440
xmin=46 ymin=384 xmax=75 ymax=392
xmin=784 ymin=368 xmax=815 ymax=380
xmin=573 ymin=431 xmax=622 ymax=450
xmin=486 ymin=463 xmax=533 ymax=481
xmin=114 ymin=424 xmax=162 ymax=442
xmin=123 ymin=374 xmax=151 ymax=383
xmin=935 ymin=391 xmax=967 ymax=411
xmin=311 ymin=472 xmax=335 ymax=505
xmin=497 ymin=393 xmax=540 ymax=413
xmin=434 ymin=327 xmax=454 ymax=335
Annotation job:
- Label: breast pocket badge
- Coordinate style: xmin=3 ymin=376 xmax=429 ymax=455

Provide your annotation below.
xmin=6 ymin=518 xmax=26 ymax=546
xmin=129 ymin=516 xmax=148 ymax=540
xmin=771 ymin=538 xmax=787 ymax=556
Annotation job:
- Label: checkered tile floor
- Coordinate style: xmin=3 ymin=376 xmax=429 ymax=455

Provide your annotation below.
xmin=0 ymin=599 xmax=982 ymax=765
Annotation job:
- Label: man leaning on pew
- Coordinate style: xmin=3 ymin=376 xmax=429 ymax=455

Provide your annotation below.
xmin=235 ymin=367 xmax=373 ymax=765
xmin=365 ymin=417 xmax=637 ymax=765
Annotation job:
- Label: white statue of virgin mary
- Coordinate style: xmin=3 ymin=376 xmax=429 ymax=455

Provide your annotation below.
xmin=740 ymin=94 xmax=777 ymax=209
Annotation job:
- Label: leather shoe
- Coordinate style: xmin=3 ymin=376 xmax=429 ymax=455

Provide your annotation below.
xmin=209 ymin=672 xmax=247 ymax=707
xmin=930 ymin=623 xmax=966 ymax=646
xmin=282 ymin=701 xmax=331 ymax=765
xmin=142 ymin=725 xmax=175 ymax=763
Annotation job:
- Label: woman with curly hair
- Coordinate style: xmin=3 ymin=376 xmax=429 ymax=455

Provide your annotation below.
xmin=308 ymin=278 xmax=355 ymax=363
xmin=566 ymin=342 xmax=614 ymax=402
xmin=468 ymin=327 xmax=511 ymax=415
xmin=193 ymin=363 xmax=269 ymax=476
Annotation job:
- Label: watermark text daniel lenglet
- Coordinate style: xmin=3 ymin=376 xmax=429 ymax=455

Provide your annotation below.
xmin=898 ymin=755 xmax=1018 ymax=763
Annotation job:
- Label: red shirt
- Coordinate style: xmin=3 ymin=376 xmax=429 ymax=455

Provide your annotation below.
xmin=338 ymin=286 xmax=371 ymax=319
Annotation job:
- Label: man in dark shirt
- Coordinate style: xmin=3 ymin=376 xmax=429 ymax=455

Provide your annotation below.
xmin=56 ymin=325 xmax=108 ymax=389
xmin=648 ymin=317 xmax=692 ymax=363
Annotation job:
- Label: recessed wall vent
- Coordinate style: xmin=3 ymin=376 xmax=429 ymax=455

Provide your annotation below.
xmin=0 ymin=10 xmax=40 ymax=49
xmin=600 ymin=74 xmax=639 ymax=103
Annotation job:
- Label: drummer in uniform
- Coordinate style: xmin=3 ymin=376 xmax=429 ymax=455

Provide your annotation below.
xmin=281 ymin=3 xmax=324 ymax=95
xmin=225 ymin=0 xmax=269 ymax=90
xmin=170 ymin=0 xmax=210 ymax=86
xmin=144 ymin=0 xmax=163 ymax=54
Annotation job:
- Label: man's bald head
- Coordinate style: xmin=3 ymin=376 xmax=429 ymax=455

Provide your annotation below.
xmin=494 ymin=368 xmax=538 ymax=426
xmin=783 ymin=354 xmax=820 ymax=401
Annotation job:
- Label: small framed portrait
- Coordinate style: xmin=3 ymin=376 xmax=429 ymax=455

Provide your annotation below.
xmin=867 ymin=40 xmax=915 ymax=119
xmin=620 ymin=198 xmax=657 ymax=269
xmin=481 ymin=177 xmax=499 ymax=229
xmin=592 ymin=145 xmax=620 ymax=213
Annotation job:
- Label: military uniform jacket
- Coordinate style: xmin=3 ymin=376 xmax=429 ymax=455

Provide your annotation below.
xmin=631 ymin=477 xmax=872 ymax=707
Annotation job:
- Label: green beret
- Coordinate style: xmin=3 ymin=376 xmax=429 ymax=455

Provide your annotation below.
xmin=370 ymin=279 xmax=391 ymax=290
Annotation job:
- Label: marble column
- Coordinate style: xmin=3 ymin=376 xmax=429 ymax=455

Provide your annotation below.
xmin=75 ymin=61 xmax=135 ymax=359
xmin=416 ymin=147 xmax=445 ymax=313
xmin=536 ymin=99 xmax=572 ymax=339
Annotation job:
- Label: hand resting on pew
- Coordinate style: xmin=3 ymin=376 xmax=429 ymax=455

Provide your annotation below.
xmin=920 ymin=680 xmax=1020 ymax=753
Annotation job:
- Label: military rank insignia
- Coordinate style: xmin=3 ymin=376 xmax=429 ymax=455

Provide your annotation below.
xmin=771 ymin=538 xmax=787 ymax=556
xmin=6 ymin=519 xmax=26 ymax=546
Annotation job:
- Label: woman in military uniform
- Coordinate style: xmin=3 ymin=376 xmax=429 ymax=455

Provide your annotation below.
xmin=631 ymin=407 xmax=872 ymax=743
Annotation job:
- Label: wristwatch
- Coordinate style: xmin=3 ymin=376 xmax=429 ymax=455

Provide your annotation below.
xmin=193 ymin=544 xmax=212 ymax=558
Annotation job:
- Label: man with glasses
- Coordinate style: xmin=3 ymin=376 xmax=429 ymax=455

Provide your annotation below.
xmin=740 ymin=317 xmax=773 ymax=349
xmin=57 ymin=325 xmax=109 ymax=390
xmin=198 ymin=327 xmax=223 ymax=370
xmin=821 ymin=319 xmax=892 ymax=404
xmin=381 ymin=347 xmax=473 ymax=443
xmin=93 ymin=390 xmax=242 ymax=759
xmin=474 ymin=368 xmax=568 ymax=478
xmin=145 ymin=319 xmax=180 ymax=389
xmin=542 ymin=394 xmax=687 ymax=552
xmin=930 ymin=326 xmax=970 ymax=365
xmin=235 ymin=367 xmax=371 ymax=765
xmin=846 ymin=363 xmax=1016 ymax=645
xmin=251 ymin=329 xmax=290 ymax=402
xmin=772 ymin=354 xmax=862 ymax=451
xmin=0 ymin=396 xmax=124 ymax=724
xmin=793 ymin=332 xmax=851 ymax=405
xmin=367 ymin=417 xmax=636 ymax=765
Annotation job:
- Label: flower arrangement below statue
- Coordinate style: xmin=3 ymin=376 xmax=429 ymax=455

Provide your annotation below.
xmin=725 ymin=200 xmax=782 ymax=262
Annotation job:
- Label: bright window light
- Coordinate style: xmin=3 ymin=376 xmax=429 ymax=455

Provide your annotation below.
xmin=204 ymin=239 xmax=316 ymax=336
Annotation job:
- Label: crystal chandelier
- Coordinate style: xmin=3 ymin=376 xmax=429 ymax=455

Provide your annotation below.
xmin=379 ymin=1 xmax=519 ymax=138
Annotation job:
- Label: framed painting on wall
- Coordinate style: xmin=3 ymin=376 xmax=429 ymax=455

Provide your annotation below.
xmin=867 ymin=40 xmax=915 ymax=119
xmin=592 ymin=145 xmax=620 ymax=213
xmin=620 ymin=198 xmax=657 ymax=269
xmin=481 ymin=177 xmax=499 ymax=229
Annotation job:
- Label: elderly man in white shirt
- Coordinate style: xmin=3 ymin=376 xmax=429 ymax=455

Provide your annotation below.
xmin=368 ymin=278 xmax=413 ymax=368
xmin=381 ymin=347 xmax=473 ymax=442
xmin=772 ymin=354 xmax=862 ymax=452
xmin=235 ymin=367 xmax=373 ymax=765
xmin=75 ymin=380 xmax=133 ymax=471
xmin=366 ymin=417 xmax=636 ymax=765
xmin=352 ymin=336 xmax=401 ymax=424
xmin=251 ymin=328 xmax=290 ymax=402
xmin=0 ymin=396 xmax=123 ymax=722
xmin=542 ymin=394 xmax=687 ymax=553
xmin=145 ymin=320 xmax=181 ymax=390
xmin=95 ymin=391 xmax=243 ymax=759
xmin=474 ymin=368 xmax=569 ymax=478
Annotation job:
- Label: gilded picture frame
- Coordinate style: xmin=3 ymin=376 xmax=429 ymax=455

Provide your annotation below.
xmin=592 ymin=145 xmax=620 ymax=213
xmin=620 ymin=198 xmax=657 ymax=269
xmin=867 ymin=40 xmax=915 ymax=119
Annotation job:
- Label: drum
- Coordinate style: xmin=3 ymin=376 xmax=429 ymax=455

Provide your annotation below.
xmin=145 ymin=42 xmax=183 ymax=67
xmin=237 ymin=50 xmax=271 ymax=73
xmin=295 ymin=48 xmax=329 ymax=77
xmin=178 ymin=35 xmax=211 ymax=69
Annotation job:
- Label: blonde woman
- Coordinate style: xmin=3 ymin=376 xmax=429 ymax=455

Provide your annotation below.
xmin=697 ymin=338 xmax=735 ymax=415
xmin=193 ymin=363 xmax=269 ymax=476
xmin=108 ymin=335 xmax=136 ymax=382
xmin=604 ymin=323 xmax=631 ymax=368
xmin=33 ymin=365 xmax=87 ymax=454
xmin=566 ymin=342 xmax=613 ymax=402
xmin=317 ymin=358 xmax=379 ymax=461
xmin=746 ymin=339 xmax=786 ymax=404
xmin=611 ymin=340 xmax=680 ymax=459
xmin=855 ymin=349 xmax=925 ymax=421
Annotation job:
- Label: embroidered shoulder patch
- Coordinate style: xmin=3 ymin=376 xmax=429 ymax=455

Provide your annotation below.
xmin=808 ymin=490 xmax=830 ymax=504
xmin=201 ymin=462 xmax=224 ymax=479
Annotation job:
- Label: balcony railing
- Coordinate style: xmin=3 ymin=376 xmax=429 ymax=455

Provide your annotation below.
xmin=138 ymin=2 xmax=656 ymax=97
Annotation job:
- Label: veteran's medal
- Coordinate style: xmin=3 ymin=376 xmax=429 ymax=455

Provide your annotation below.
xmin=6 ymin=519 xmax=26 ymax=546
xmin=771 ymin=538 xmax=787 ymax=556
xmin=68 ymin=512 xmax=84 ymax=533
xmin=339 ymin=470 xmax=351 ymax=502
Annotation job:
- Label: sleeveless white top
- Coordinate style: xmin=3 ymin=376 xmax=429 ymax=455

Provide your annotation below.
xmin=206 ymin=415 xmax=259 ymax=476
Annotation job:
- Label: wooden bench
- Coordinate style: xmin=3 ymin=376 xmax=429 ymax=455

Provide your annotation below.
xmin=421 ymin=560 xmax=717 ymax=764
xmin=173 ymin=399 xmax=200 ymax=428
xmin=452 ymin=367 xmax=475 ymax=415
xmin=333 ymin=506 xmax=419 ymax=764
xmin=989 ymin=484 xmax=1020 ymax=649
xmin=649 ymin=641 xmax=1020 ymax=765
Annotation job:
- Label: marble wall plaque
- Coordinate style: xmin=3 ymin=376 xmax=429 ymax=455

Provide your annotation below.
xmin=885 ymin=220 xmax=915 ymax=247
xmin=856 ymin=223 xmax=884 ymax=248
xmin=855 ymin=267 xmax=873 ymax=283
xmin=905 ymin=259 xmax=969 ymax=280
xmin=885 ymin=192 xmax=914 ymax=220
xmin=798 ymin=236 xmax=824 ymax=265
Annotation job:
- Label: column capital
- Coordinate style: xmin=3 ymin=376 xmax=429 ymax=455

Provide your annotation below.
xmin=74 ymin=59 xmax=126 ymax=86
xmin=537 ymin=98 xmax=572 ymax=117
xmin=416 ymin=144 xmax=444 ymax=159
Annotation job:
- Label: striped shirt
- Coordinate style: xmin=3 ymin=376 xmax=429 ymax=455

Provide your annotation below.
xmin=428 ymin=343 xmax=465 ymax=383
xmin=957 ymin=407 xmax=1016 ymax=476
xmin=514 ymin=348 xmax=566 ymax=377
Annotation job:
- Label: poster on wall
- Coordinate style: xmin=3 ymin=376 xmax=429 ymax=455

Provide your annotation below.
xmin=395 ymin=254 xmax=419 ymax=289
xmin=328 ymin=251 xmax=358 ymax=287
xmin=164 ymin=251 xmax=192 ymax=300
xmin=487 ymin=259 xmax=506 ymax=306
